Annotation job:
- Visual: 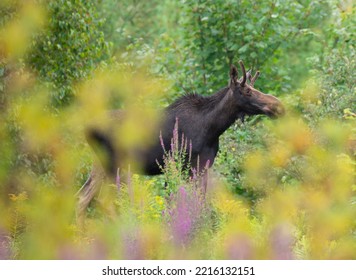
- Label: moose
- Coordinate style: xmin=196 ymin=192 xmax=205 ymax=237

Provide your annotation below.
xmin=77 ymin=61 xmax=284 ymax=217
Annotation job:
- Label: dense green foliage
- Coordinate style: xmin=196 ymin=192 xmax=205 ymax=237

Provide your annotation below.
xmin=175 ymin=0 xmax=330 ymax=93
xmin=0 ymin=0 xmax=355 ymax=260
xmin=28 ymin=0 xmax=110 ymax=106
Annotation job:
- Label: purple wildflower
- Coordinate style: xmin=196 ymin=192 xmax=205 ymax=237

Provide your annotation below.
xmin=204 ymin=159 xmax=210 ymax=170
xmin=226 ymin=234 xmax=253 ymax=259
xmin=168 ymin=186 xmax=206 ymax=246
xmin=188 ymin=140 xmax=192 ymax=162
xmin=0 ymin=228 xmax=10 ymax=260
xmin=172 ymin=187 xmax=192 ymax=245
xmin=57 ymin=245 xmax=82 ymax=260
xmin=270 ymin=223 xmax=295 ymax=259
xmin=159 ymin=131 xmax=166 ymax=153
xmin=123 ymin=229 xmax=144 ymax=260
xmin=116 ymin=168 xmax=121 ymax=191
xmin=171 ymin=118 xmax=179 ymax=153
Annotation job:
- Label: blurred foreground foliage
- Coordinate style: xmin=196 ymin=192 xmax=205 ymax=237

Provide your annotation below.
xmin=0 ymin=0 xmax=355 ymax=259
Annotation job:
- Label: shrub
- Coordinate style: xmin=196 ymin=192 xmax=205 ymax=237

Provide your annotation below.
xmin=27 ymin=0 xmax=110 ymax=106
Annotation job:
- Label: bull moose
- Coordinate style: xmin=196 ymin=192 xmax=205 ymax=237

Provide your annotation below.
xmin=77 ymin=61 xmax=284 ymax=217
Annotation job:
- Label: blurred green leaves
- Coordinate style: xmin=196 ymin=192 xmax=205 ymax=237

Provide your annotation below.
xmin=27 ymin=0 xmax=110 ymax=106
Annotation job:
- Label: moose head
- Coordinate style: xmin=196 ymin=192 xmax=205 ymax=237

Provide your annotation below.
xmin=228 ymin=61 xmax=285 ymax=119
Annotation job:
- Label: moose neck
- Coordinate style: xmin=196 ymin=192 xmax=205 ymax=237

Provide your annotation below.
xmin=205 ymin=87 xmax=240 ymax=142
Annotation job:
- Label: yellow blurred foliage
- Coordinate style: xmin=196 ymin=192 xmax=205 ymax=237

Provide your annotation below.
xmin=242 ymin=115 xmax=356 ymax=259
xmin=300 ymin=79 xmax=320 ymax=105
xmin=18 ymin=92 xmax=60 ymax=150
xmin=1 ymin=1 xmax=46 ymax=59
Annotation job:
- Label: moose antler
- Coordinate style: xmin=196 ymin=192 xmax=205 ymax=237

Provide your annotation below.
xmin=238 ymin=60 xmax=246 ymax=86
xmin=246 ymin=69 xmax=252 ymax=82
xmin=250 ymin=71 xmax=260 ymax=87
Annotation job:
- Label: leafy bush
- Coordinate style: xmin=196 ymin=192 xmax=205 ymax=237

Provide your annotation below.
xmin=161 ymin=0 xmax=331 ymax=94
xmin=96 ymin=0 xmax=167 ymax=52
xmin=27 ymin=0 xmax=110 ymax=106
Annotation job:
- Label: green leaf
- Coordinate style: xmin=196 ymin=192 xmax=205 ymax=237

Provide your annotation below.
xmin=238 ymin=44 xmax=249 ymax=54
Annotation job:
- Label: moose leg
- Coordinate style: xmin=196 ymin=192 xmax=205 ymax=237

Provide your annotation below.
xmin=76 ymin=163 xmax=107 ymax=222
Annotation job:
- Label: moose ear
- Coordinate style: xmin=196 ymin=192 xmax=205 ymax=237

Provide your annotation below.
xmin=238 ymin=60 xmax=247 ymax=86
xmin=229 ymin=65 xmax=238 ymax=86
